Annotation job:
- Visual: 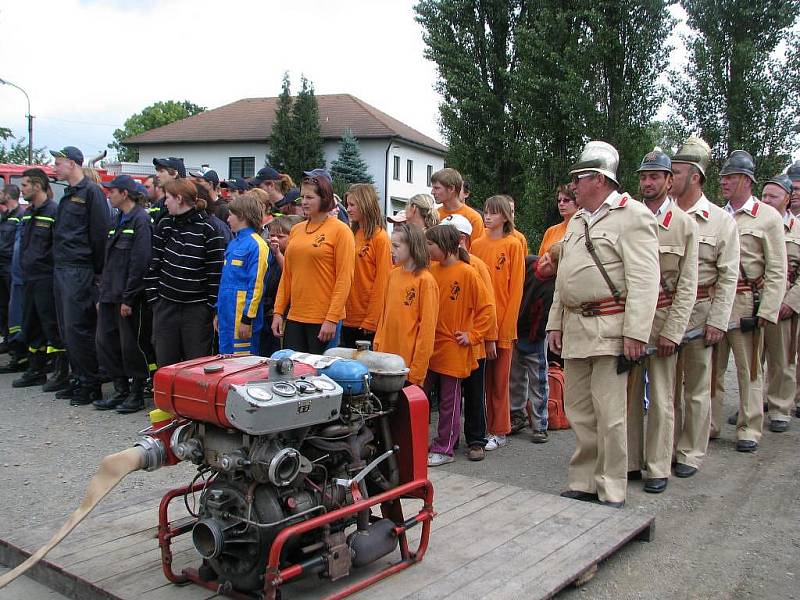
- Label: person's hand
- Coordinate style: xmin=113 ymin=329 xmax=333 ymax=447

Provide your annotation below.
xmin=120 ymin=304 xmax=132 ymax=318
xmin=623 ymin=337 xmax=646 ymax=361
xmin=704 ymin=324 xmax=725 ymax=346
xmin=237 ymin=322 xmax=252 ymax=340
xmin=270 ymin=242 xmax=285 ymax=268
xmin=485 ymin=340 xmax=497 ymax=359
xmin=548 ymin=331 xmax=562 ymax=355
xmin=455 ymin=331 xmax=471 ymax=347
xmin=779 ymin=303 xmax=795 ymax=320
xmin=758 ymin=317 xmax=768 ymax=329
xmin=212 ymin=315 xmax=218 ymax=332
xmin=318 ymin=320 xmax=337 ymax=343
xmin=272 ymin=314 xmax=284 ymax=338
xmin=656 ymin=335 xmax=676 ymax=358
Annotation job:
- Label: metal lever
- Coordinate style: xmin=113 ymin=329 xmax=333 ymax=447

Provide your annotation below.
xmin=334 ymin=446 xmax=400 ymax=488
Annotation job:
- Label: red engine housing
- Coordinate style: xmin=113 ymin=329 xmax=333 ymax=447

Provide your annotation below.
xmin=153 ymin=355 xmax=316 ymax=428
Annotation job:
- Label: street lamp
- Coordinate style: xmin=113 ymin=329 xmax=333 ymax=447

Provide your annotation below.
xmin=0 ymin=78 xmax=33 ymax=165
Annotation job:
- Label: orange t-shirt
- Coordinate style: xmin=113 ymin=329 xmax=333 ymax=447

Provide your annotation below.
xmin=468 ymin=253 xmax=498 ymax=361
xmin=274 ymin=217 xmax=355 ymax=324
xmin=470 ymin=233 xmax=525 ymax=348
xmin=537 ymin=220 xmax=569 ymax=256
xmin=512 ymin=228 xmax=529 ymax=254
xmin=429 ymin=260 xmax=494 ymax=378
xmin=344 ymin=227 xmax=392 ymax=331
xmin=438 ymin=204 xmax=485 ymax=248
xmin=373 ymin=267 xmax=439 ymax=385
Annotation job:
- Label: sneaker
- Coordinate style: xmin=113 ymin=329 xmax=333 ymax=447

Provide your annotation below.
xmin=427 ymin=452 xmax=454 ymax=467
xmin=531 ymin=430 xmax=549 ymax=444
xmin=509 ymin=411 xmax=528 ymax=434
xmin=466 ymin=445 xmax=485 ymax=461
xmin=485 ymin=434 xmax=508 ymax=451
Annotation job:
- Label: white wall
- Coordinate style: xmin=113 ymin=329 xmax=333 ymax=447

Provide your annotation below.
xmin=136 ymin=143 xmax=269 ymax=178
xmin=385 ymin=141 xmax=446 ymax=213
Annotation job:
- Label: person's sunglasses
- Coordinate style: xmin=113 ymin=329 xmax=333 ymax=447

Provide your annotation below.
xmin=570 ymin=172 xmax=596 ymax=185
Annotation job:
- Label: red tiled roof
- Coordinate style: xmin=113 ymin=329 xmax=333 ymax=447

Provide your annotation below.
xmin=124 ymin=94 xmax=446 ymax=153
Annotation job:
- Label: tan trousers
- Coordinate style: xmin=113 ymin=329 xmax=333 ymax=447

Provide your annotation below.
xmin=711 ymin=328 xmax=764 ymax=442
xmin=564 ymin=355 xmax=627 ymax=503
xmin=673 ymin=339 xmax=712 ymax=469
xmin=761 ymin=317 xmax=796 ymax=422
xmin=794 ymin=322 xmax=800 ymax=410
xmin=627 ymin=353 xmax=677 ymax=479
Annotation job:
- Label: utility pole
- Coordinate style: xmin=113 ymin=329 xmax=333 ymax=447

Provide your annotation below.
xmin=0 ymin=78 xmax=33 ymax=164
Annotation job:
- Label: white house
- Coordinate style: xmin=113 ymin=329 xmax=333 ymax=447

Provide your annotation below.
xmin=124 ymin=94 xmax=447 ymax=215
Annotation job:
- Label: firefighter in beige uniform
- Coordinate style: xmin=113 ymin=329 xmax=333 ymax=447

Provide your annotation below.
xmin=626 ymin=150 xmax=698 ymax=494
xmin=547 ymin=141 xmax=660 ymax=508
xmin=758 ymin=174 xmax=800 ymax=431
xmin=788 ymin=161 xmax=800 ymax=417
xmin=670 ymin=137 xmax=739 ymax=477
xmin=711 ymin=150 xmax=786 ymax=452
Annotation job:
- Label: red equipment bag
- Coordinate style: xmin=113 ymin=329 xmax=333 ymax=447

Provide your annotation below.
xmin=547 ymin=362 xmax=570 ymax=430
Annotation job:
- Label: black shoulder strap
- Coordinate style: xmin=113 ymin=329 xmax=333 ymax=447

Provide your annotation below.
xmin=583 ymin=219 xmax=621 ymax=301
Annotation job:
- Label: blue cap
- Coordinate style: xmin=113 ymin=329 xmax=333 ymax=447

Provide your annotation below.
xmin=153 ymin=157 xmax=186 ymax=178
xmin=254 ymin=166 xmax=281 ymax=183
xmin=221 ymin=177 xmax=248 ymax=192
xmin=134 ymin=182 xmax=148 ymax=196
xmin=50 ymin=146 xmax=84 ymax=165
xmin=275 ymin=187 xmax=301 ymax=208
xmin=188 ymin=169 xmax=220 ymax=186
xmin=302 ymin=168 xmax=332 ymax=183
xmin=102 ymin=175 xmax=139 ymax=194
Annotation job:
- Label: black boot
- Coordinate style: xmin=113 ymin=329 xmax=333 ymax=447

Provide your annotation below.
xmin=93 ymin=378 xmax=130 ymax=410
xmin=55 ymin=377 xmax=80 ymax=399
xmin=0 ymin=339 xmax=9 ymax=354
xmin=116 ymin=378 xmax=146 ymax=414
xmin=42 ymin=354 xmax=70 ymax=393
xmin=70 ymin=383 xmax=102 ymax=406
xmin=0 ymin=353 xmax=28 ymax=374
xmin=12 ymin=353 xmax=47 ymax=388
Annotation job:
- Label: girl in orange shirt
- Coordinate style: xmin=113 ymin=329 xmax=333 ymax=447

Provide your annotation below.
xmin=342 ymin=184 xmax=393 ymax=347
xmin=424 ymin=224 xmax=494 ymax=466
xmin=272 ymin=172 xmax=355 ymax=354
xmin=373 ymin=224 xmax=439 ymax=385
xmin=471 ymin=195 xmax=525 ymax=451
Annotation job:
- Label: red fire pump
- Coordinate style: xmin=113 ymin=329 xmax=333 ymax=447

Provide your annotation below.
xmin=134 ymin=349 xmax=434 ymax=599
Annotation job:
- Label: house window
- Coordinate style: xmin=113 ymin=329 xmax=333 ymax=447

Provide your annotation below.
xmin=392 ymin=156 xmax=400 ymax=181
xmin=426 ymin=165 xmax=433 ymax=187
xmin=406 ymin=159 xmax=413 ymax=183
xmin=229 ymin=157 xmax=255 ymax=179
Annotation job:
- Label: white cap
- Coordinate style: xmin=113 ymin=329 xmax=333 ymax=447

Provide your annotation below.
xmin=387 ymin=210 xmax=407 ymax=224
xmin=569 ymin=140 xmax=620 ymax=185
xmin=441 ymin=213 xmax=472 ymax=236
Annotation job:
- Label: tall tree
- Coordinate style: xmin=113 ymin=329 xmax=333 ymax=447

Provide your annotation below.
xmin=268 ymin=72 xmax=295 ymax=173
xmin=331 ymin=129 xmax=375 ymax=187
xmin=670 ymin=0 xmax=800 ymax=183
xmin=111 ymin=100 xmax=206 ymax=162
xmin=288 ymin=76 xmax=326 ymax=182
xmin=0 ymin=134 xmax=49 ymax=165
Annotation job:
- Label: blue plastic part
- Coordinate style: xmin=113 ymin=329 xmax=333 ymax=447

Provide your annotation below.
xmin=321 ymin=359 xmax=370 ymax=395
xmin=270 ymin=349 xmax=297 ymax=362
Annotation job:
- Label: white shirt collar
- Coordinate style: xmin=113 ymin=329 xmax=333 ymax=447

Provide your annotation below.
xmin=653 ymin=197 xmax=671 ymax=218
xmin=586 ymin=190 xmax=620 ymax=223
xmin=724 ymin=195 xmax=756 ymax=216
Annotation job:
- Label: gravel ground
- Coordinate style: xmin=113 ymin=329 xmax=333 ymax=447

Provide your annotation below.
xmin=0 ymin=360 xmax=798 ymax=599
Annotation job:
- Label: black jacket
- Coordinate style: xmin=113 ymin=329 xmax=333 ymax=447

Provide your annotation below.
xmin=517 ymin=256 xmax=556 ymax=344
xmin=144 ymin=208 xmax=225 ymax=307
xmin=54 ymin=177 xmax=111 ymax=274
xmin=0 ymin=205 xmax=24 ymax=271
xmin=98 ymin=204 xmax=153 ymax=305
xmin=20 ymin=200 xmax=58 ymax=282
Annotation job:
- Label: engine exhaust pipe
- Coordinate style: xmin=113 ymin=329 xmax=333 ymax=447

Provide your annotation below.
xmin=347 ymin=518 xmax=398 ymax=568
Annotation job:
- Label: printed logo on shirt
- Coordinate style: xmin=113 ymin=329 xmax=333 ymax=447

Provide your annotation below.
xmin=495 ymin=252 xmax=507 ymax=271
xmin=449 ymin=281 xmax=461 ymax=301
xmin=403 ymin=286 xmax=416 ymax=306
xmin=312 ymin=233 xmax=326 ymax=248
xmin=70 ymin=197 xmax=86 ymax=205
xmin=358 ymin=244 xmax=370 ymax=258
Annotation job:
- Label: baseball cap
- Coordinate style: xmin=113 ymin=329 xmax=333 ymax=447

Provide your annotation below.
xmin=254 ymin=166 xmax=281 ymax=184
xmin=153 ymin=157 xmax=187 ymax=178
xmin=102 ymin=175 xmax=139 ymax=194
xmin=188 ymin=169 xmax=220 ymax=186
xmin=387 ymin=210 xmax=407 ymax=224
xmin=220 ymin=177 xmax=248 ymax=192
xmin=274 ymin=187 xmax=301 ymax=209
xmin=441 ymin=213 xmax=473 ymax=236
xmin=50 ymin=146 xmax=84 ymax=165
xmin=302 ymin=168 xmax=332 ymax=183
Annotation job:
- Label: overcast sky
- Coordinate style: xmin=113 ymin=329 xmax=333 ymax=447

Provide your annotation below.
xmin=0 ymin=0 xmax=442 ymax=161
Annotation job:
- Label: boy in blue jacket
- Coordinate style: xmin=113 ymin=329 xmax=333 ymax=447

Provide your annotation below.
xmin=216 ymin=194 xmax=270 ymax=355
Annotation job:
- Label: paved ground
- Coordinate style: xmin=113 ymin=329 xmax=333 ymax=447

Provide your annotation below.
xmin=0 ymin=361 xmax=798 ymax=599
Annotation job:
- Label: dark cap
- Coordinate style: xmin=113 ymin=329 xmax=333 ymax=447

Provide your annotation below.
xmin=254 ymin=166 xmax=281 ymax=183
xmin=188 ymin=169 xmax=220 ymax=186
xmin=765 ymin=174 xmax=793 ymax=195
xmin=220 ymin=177 xmax=248 ymax=192
xmin=274 ymin=187 xmax=301 ymax=208
xmin=637 ymin=148 xmax=672 ymax=174
xmin=787 ymin=160 xmax=800 ymax=183
xmin=102 ymin=175 xmax=139 ymax=194
xmin=302 ymin=168 xmax=332 ymax=183
xmin=50 ymin=146 xmax=84 ymax=165
xmin=152 ymin=157 xmax=186 ymax=178
xmin=720 ymin=150 xmax=756 ymax=183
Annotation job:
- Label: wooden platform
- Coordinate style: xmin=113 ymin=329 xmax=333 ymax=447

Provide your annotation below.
xmin=0 ymin=470 xmax=654 ymax=600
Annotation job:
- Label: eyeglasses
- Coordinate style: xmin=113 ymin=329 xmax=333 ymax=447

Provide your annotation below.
xmin=570 ymin=172 xmax=596 ymax=185
xmin=557 ymin=197 xmax=575 ymax=204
